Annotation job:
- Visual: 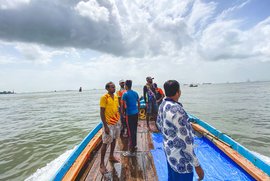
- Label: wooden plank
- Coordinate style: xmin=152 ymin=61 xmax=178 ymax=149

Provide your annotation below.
xmin=143 ymin=152 xmax=158 ymax=181
xmin=106 ymin=152 xmax=122 ymax=181
xmin=85 ymin=146 xmax=110 ymax=181
xmin=82 ymin=120 xmax=160 ymax=181
xmin=62 ymin=130 xmax=102 ymax=181
xmin=192 ymin=123 xmax=270 ymax=181
xmin=78 ymin=152 xmax=99 ymax=181
xmin=120 ymin=153 xmax=145 ymax=181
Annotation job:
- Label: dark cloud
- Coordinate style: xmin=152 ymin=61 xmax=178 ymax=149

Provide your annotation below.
xmin=0 ymin=0 xmax=126 ymax=55
xmin=0 ymin=0 xmax=194 ymax=57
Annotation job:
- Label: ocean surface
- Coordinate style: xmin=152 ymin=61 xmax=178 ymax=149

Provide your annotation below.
xmin=0 ymin=81 xmax=270 ymax=181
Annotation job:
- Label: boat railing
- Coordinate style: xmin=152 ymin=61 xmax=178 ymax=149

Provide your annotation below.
xmin=51 ymin=122 xmax=103 ymax=181
xmin=188 ymin=114 xmax=270 ymax=176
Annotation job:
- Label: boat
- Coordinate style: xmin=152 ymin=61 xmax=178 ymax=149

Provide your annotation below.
xmin=0 ymin=91 xmax=15 ymax=94
xmin=189 ymin=84 xmax=198 ymax=87
xmin=51 ymin=100 xmax=270 ymax=181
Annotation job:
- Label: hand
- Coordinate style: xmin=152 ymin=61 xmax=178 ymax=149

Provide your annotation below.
xmin=195 ymin=165 xmax=204 ymax=181
xmin=104 ymin=125 xmax=110 ymax=134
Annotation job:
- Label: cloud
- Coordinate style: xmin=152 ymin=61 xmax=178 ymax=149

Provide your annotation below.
xmin=0 ymin=0 xmax=30 ymax=10
xmin=0 ymin=0 xmax=269 ymax=63
xmin=74 ymin=0 xmax=109 ymax=22
xmin=198 ymin=16 xmax=270 ymax=61
xmin=0 ymin=0 xmax=215 ymax=57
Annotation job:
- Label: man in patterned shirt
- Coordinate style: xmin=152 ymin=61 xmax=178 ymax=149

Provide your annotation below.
xmin=156 ymin=80 xmax=204 ymax=180
xmin=100 ymin=82 xmax=120 ymax=175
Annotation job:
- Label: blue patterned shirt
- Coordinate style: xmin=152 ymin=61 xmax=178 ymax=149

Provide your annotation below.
xmin=156 ymin=98 xmax=200 ymax=173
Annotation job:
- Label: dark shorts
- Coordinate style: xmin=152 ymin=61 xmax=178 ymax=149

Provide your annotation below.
xmin=147 ymin=99 xmax=158 ymax=114
xmin=167 ymin=161 xmax=193 ymax=181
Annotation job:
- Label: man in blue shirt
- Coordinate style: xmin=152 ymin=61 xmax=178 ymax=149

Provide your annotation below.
xmin=156 ymin=80 xmax=204 ymax=181
xmin=122 ymin=80 xmax=140 ymax=154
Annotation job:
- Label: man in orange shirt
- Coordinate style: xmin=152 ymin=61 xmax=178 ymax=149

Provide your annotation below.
xmin=153 ymin=83 xmax=165 ymax=106
xmin=100 ymin=82 xmax=120 ymax=174
xmin=117 ymin=79 xmax=128 ymax=137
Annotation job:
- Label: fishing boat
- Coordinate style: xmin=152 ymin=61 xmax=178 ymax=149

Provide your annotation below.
xmin=52 ymin=100 xmax=270 ymax=181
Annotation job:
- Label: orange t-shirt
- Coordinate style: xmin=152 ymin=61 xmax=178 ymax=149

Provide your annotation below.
xmin=157 ymin=88 xmax=164 ymax=95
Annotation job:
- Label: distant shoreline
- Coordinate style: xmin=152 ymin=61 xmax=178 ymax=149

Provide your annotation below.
xmin=3 ymin=80 xmax=270 ymax=94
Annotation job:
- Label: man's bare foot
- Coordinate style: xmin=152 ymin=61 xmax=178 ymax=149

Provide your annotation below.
xmin=109 ymin=156 xmax=120 ymax=163
xmin=100 ymin=165 xmax=108 ymax=175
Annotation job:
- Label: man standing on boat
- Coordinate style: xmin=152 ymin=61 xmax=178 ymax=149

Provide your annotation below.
xmin=143 ymin=76 xmax=158 ymax=130
xmin=153 ymin=83 xmax=165 ymax=107
xmin=99 ymin=82 xmax=120 ymax=175
xmin=122 ymin=80 xmax=140 ymax=154
xmin=156 ymin=80 xmax=204 ymax=181
xmin=117 ymin=79 xmax=128 ymax=137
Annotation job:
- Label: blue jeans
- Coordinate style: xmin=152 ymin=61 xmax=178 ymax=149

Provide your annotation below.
xmin=167 ymin=161 xmax=193 ymax=181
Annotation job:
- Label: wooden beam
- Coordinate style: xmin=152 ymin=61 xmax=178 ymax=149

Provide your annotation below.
xmin=62 ymin=130 xmax=102 ymax=181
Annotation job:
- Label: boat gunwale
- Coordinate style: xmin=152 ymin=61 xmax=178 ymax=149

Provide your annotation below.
xmin=51 ymin=122 xmax=103 ymax=181
xmin=189 ymin=114 xmax=270 ymax=177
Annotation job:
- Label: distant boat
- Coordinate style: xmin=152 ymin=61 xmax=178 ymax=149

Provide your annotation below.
xmin=0 ymin=91 xmax=15 ymax=94
xmin=79 ymin=87 xmax=82 ymax=92
xmin=202 ymin=83 xmax=212 ymax=85
xmin=189 ymin=84 xmax=198 ymax=87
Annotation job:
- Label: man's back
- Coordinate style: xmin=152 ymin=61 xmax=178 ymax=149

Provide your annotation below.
xmin=157 ymin=98 xmax=199 ymax=173
xmin=122 ymin=90 xmax=139 ymax=115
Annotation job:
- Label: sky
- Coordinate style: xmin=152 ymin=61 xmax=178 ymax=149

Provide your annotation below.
xmin=0 ymin=0 xmax=270 ymax=92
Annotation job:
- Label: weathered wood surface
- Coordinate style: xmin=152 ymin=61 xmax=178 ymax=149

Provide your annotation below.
xmin=81 ymin=120 xmax=158 ymax=181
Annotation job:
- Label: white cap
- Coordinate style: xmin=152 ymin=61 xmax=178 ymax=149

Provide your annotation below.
xmin=119 ymin=79 xmax=125 ymax=83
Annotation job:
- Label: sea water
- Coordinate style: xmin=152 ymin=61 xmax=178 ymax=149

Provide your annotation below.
xmin=0 ymin=82 xmax=269 ymax=181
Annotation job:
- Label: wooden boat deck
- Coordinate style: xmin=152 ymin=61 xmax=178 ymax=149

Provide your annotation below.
xmin=79 ymin=120 xmax=159 ymax=181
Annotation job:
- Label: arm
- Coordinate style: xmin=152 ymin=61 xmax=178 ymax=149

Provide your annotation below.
xmin=157 ymin=94 xmax=165 ymax=103
xmin=143 ymin=86 xmax=147 ymax=103
xmin=137 ymin=99 xmax=140 ymax=113
xmin=156 ymin=112 xmax=162 ymax=131
xmin=172 ymin=108 xmax=204 ymax=180
xmin=100 ymin=107 xmax=109 ymax=134
xmin=157 ymin=89 xmax=165 ymax=103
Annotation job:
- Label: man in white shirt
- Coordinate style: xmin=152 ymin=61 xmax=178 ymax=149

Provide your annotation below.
xmin=156 ymin=80 xmax=204 ymax=180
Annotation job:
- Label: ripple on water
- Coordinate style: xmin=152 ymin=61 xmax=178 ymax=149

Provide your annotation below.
xmin=1 ymin=84 xmax=270 ymax=180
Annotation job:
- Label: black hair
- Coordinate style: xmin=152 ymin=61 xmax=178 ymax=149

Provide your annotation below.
xmin=105 ymin=81 xmax=114 ymax=90
xmin=125 ymin=80 xmax=132 ymax=89
xmin=163 ymin=80 xmax=180 ymax=97
xmin=153 ymin=83 xmax=157 ymax=88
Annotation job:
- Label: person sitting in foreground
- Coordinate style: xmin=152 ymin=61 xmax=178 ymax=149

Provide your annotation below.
xmin=156 ymin=80 xmax=204 ymax=181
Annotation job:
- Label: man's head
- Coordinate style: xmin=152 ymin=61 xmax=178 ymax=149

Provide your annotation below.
xmin=119 ymin=79 xmax=125 ymax=88
xmin=125 ymin=80 xmax=132 ymax=90
xmin=105 ymin=81 xmax=116 ymax=94
xmin=164 ymin=80 xmax=181 ymax=99
xmin=146 ymin=76 xmax=154 ymax=84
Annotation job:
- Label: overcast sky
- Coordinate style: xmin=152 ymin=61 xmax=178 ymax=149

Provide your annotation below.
xmin=0 ymin=0 xmax=270 ymax=92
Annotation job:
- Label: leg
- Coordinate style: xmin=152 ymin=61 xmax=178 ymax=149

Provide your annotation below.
xmin=146 ymin=103 xmax=152 ymax=130
xmin=146 ymin=114 xmax=150 ymax=129
xmin=129 ymin=114 xmax=137 ymax=152
xmin=127 ymin=115 xmax=133 ymax=150
xmin=100 ymin=143 xmax=108 ymax=174
xmin=134 ymin=114 xmax=138 ymax=149
xmin=109 ymin=124 xmax=121 ymax=162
